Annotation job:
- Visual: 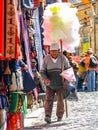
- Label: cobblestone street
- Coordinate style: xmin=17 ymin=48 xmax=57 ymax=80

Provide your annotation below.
xmin=24 ymin=92 xmax=98 ymax=130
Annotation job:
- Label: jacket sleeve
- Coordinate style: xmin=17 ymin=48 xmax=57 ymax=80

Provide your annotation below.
xmin=18 ymin=59 xmax=26 ymax=68
xmin=39 ymin=57 xmax=48 ymax=80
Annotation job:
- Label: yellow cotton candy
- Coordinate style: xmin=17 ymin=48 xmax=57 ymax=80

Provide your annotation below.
xmin=50 ymin=6 xmax=60 ymax=14
xmin=50 ymin=15 xmax=65 ymax=31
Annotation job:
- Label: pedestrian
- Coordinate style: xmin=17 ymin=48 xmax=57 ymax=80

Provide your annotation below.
xmin=77 ymin=52 xmax=86 ymax=92
xmin=31 ymin=59 xmax=46 ymax=93
xmin=40 ymin=43 xmax=70 ymax=123
xmin=63 ymin=51 xmax=79 ymax=100
xmin=80 ymin=48 xmax=97 ymax=91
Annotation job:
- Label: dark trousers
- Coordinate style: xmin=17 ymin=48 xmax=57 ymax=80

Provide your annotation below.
xmin=77 ymin=77 xmax=84 ymax=91
xmin=45 ymin=87 xmax=64 ymax=118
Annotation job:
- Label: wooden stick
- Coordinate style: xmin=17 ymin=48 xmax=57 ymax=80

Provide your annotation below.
xmin=60 ymin=39 xmax=68 ymax=118
xmin=65 ymin=99 xmax=68 ymax=118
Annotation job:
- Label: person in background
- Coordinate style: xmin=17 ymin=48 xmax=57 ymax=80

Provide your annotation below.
xmin=94 ymin=54 xmax=98 ymax=91
xmin=40 ymin=43 xmax=70 ymax=123
xmin=63 ymin=50 xmax=79 ymax=82
xmin=77 ymin=52 xmax=86 ymax=92
xmin=63 ymin=50 xmax=79 ymax=100
xmin=31 ymin=59 xmax=46 ymax=93
xmin=81 ymin=48 xmax=97 ymax=91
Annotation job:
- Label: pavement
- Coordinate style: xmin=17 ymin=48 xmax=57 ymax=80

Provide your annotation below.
xmin=24 ymin=92 xmax=98 ymax=130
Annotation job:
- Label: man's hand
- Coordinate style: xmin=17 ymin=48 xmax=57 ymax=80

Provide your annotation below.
xmin=44 ymin=78 xmax=50 ymax=86
xmin=23 ymin=65 xmax=28 ymax=70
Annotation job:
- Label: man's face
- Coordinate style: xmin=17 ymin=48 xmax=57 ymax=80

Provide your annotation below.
xmin=50 ymin=50 xmax=59 ymax=59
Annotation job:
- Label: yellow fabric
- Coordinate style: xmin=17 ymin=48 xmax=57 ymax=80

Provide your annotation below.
xmin=79 ymin=65 xmax=86 ymax=72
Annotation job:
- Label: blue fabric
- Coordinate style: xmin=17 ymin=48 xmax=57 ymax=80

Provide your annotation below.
xmin=22 ymin=70 xmax=36 ymax=93
xmin=86 ymin=70 xmax=96 ymax=91
xmin=0 ymin=95 xmax=8 ymax=111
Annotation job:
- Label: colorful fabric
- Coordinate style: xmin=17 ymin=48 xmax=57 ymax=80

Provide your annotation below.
xmin=0 ymin=0 xmax=20 ymax=59
xmin=9 ymin=92 xmax=24 ymax=113
xmin=5 ymin=0 xmax=16 ymax=59
xmin=0 ymin=1 xmax=4 ymax=59
xmin=0 ymin=109 xmax=6 ymax=130
xmin=7 ymin=112 xmax=22 ymax=130
xmin=0 ymin=94 xmax=9 ymax=111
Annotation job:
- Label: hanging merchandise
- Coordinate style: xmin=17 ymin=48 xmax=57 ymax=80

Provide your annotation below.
xmin=0 ymin=94 xmax=8 ymax=130
xmin=4 ymin=0 xmax=16 ymax=59
xmin=20 ymin=13 xmax=38 ymax=99
xmin=0 ymin=1 xmax=4 ymax=59
xmin=21 ymin=0 xmax=34 ymax=10
xmin=22 ymin=70 xmax=36 ymax=93
xmin=10 ymin=70 xmax=23 ymax=91
xmin=0 ymin=109 xmax=6 ymax=130
xmin=0 ymin=0 xmax=21 ymax=59
xmin=20 ymin=14 xmax=34 ymax=79
xmin=27 ymin=94 xmax=34 ymax=109
xmin=9 ymin=92 xmax=25 ymax=113
xmin=33 ymin=8 xmax=44 ymax=69
xmin=33 ymin=0 xmax=40 ymax=9
xmin=0 ymin=94 xmax=9 ymax=111
xmin=7 ymin=112 xmax=23 ymax=130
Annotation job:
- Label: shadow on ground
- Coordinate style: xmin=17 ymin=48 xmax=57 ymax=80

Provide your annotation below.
xmin=24 ymin=121 xmax=67 ymax=130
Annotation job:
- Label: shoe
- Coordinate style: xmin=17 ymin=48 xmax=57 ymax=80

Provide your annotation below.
xmin=57 ymin=117 xmax=62 ymax=121
xmin=44 ymin=116 xmax=51 ymax=123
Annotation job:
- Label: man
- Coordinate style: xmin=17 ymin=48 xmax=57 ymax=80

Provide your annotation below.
xmin=40 ymin=43 xmax=70 ymax=123
xmin=81 ymin=48 xmax=97 ymax=91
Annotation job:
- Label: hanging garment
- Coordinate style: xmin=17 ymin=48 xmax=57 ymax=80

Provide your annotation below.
xmin=33 ymin=8 xmax=43 ymax=69
xmin=27 ymin=94 xmax=34 ymax=109
xmin=22 ymin=70 xmax=36 ymax=93
xmin=9 ymin=92 xmax=24 ymax=113
xmin=21 ymin=0 xmax=34 ymax=10
xmin=20 ymin=13 xmax=34 ymax=79
xmin=0 ymin=109 xmax=6 ymax=130
xmin=0 ymin=94 xmax=9 ymax=111
xmin=0 ymin=0 xmax=20 ymax=59
xmin=7 ymin=112 xmax=23 ymax=130
xmin=33 ymin=0 xmax=39 ymax=9
xmin=10 ymin=70 xmax=23 ymax=91
xmin=4 ymin=0 xmax=16 ymax=59
xmin=0 ymin=1 xmax=4 ymax=59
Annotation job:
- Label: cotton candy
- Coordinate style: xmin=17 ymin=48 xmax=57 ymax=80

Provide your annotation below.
xmin=42 ymin=2 xmax=81 ymax=51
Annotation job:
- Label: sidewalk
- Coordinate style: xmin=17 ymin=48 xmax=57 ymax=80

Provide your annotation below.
xmin=24 ymin=92 xmax=98 ymax=130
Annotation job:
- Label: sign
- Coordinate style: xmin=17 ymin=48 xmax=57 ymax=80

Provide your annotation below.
xmin=82 ymin=37 xmax=90 ymax=53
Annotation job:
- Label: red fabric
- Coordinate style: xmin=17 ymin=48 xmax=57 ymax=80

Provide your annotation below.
xmin=0 ymin=1 xmax=4 ymax=59
xmin=7 ymin=112 xmax=22 ymax=130
xmin=33 ymin=0 xmax=39 ymax=8
xmin=15 ymin=27 xmax=21 ymax=59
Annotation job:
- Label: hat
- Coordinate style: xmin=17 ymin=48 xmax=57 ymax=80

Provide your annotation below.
xmin=80 ymin=52 xmax=86 ymax=57
xmin=87 ymin=48 xmax=93 ymax=54
xmin=50 ymin=43 xmax=59 ymax=50
xmin=31 ymin=59 xmax=36 ymax=64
